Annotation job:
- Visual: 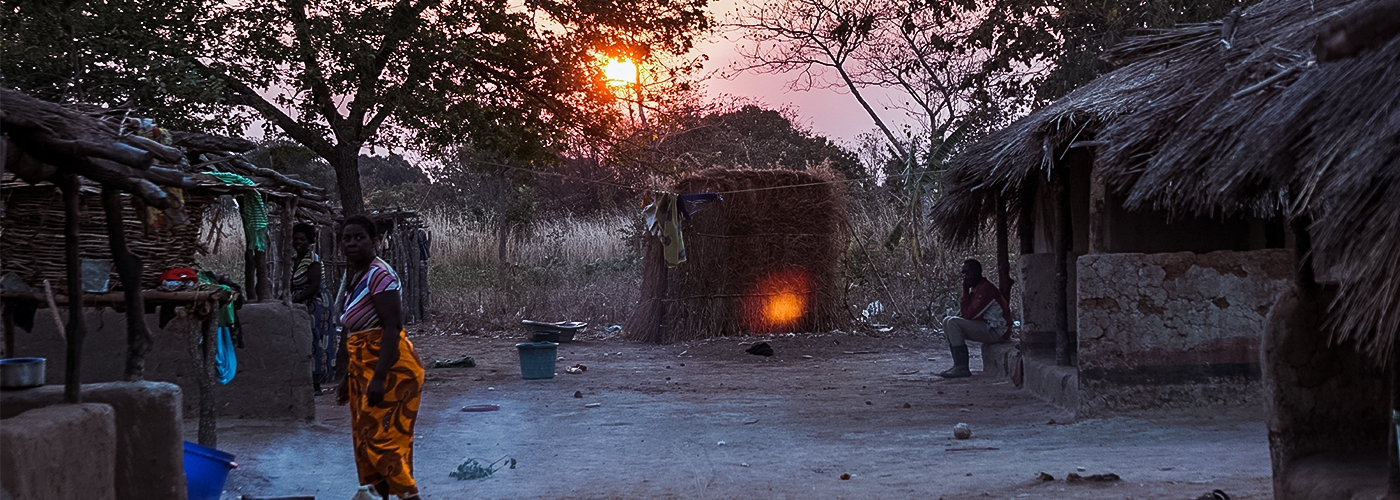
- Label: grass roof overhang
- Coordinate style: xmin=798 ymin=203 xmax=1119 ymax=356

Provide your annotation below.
xmin=931 ymin=0 xmax=1400 ymax=362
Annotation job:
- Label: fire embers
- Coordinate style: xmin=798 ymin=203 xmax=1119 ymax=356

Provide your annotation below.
xmin=744 ymin=268 xmax=812 ymax=332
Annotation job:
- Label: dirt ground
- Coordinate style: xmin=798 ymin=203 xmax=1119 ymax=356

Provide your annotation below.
xmin=210 ymin=325 xmax=1273 ymax=499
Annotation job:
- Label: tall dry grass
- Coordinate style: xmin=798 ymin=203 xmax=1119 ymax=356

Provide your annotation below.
xmin=195 ymin=195 xmax=1015 ymax=337
xmin=424 ymin=210 xmax=642 ymax=332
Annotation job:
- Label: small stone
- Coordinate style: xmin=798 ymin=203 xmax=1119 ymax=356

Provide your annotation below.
xmin=741 ymin=463 xmax=749 ymax=467
xmin=584 ymin=402 xmax=601 ymax=408
xmin=866 ymin=401 xmax=873 ymax=405
xmin=903 ymin=403 xmax=912 ymax=408
xmin=573 ymin=391 xmax=583 ymax=398
xmin=1076 ymin=466 xmax=1086 ymax=472
xmin=840 ymin=473 xmax=851 ymax=480
xmin=953 ymin=423 xmax=972 ymax=439
xmin=717 ymin=441 xmax=726 ymax=446
xmin=1036 ymin=472 xmax=1054 ymax=481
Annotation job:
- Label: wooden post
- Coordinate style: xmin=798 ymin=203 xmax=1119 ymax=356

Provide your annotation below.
xmin=244 ymin=247 xmax=258 ymax=302
xmin=1088 ymin=165 xmax=1106 ymax=253
xmin=61 ymin=174 xmax=89 ymax=403
xmin=3 ymin=302 xmax=14 ymax=358
xmin=1390 ymin=348 xmax=1400 ymax=494
xmin=197 ymin=317 xmax=217 ymax=447
xmin=996 ymin=193 xmax=1012 ymax=298
xmin=102 ymin=187 xmax=153 ymax=380
xmin=255 ymin=249 xmax=272 ymax=302
xmin=279 ymin=198 xmax=295 ymax=304
xmin=1019 ymin=176 xmax=1037 ymax=255
xmin=1053 ymin=170 xmax=1073 ymax=367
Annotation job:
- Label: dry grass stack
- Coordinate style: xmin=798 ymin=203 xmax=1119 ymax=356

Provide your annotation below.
xmin=630 ymin=168 xmax=849 ymax=344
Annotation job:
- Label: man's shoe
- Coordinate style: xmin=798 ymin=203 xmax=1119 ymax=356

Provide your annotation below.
xmin=938 ymin=365 xmax=971 ymax=378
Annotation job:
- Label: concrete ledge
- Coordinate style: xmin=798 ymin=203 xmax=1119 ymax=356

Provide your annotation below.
xmin=0 ymin=382 xmax=187 ymax=500
xmin=980 ymin=342 xmax=1017 ymax=379
xmin=1 ymin=403 xmax=117 ymax=500
xmin=1022 ymin=352 xmax=1079 ymax=413
xmin=1280 ymin=453 xmax=1387 ymax=500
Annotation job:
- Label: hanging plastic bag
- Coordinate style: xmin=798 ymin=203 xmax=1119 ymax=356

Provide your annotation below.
xmin=215 ymin=326 xmax=237 ymax=385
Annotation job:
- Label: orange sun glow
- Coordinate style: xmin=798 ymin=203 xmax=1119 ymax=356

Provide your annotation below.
xmin=745 ymin=268 xmax=813 ymax=333
xmin=602 ymin=58 xmax=637 ymax=86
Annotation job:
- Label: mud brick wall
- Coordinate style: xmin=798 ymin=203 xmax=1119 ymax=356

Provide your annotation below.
xmin=0 ymin=403 xmax=117 ymax=500
xmin=1075 ymin=249 xmax=1292 ymax=416
xmin=13 ymin=302 xmax=314 ymax=420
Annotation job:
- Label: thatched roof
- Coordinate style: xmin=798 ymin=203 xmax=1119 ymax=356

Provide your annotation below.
xmin=931 ymin=0 xmax=1400 ymax=361
xmin=1 ymin=88 xmax=331 ymax=220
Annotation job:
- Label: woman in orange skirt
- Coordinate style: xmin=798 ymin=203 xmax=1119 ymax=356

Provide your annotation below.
xmin=334 ymin=215 xmax=425 ymax=499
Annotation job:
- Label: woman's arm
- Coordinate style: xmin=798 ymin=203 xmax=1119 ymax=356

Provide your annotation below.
xmin=365 ymin=288 xmax=404 ymax=407
xmin=292 ymin=262 xmax=322 ymax=304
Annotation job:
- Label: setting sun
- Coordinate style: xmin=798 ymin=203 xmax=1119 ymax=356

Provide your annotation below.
xmin=602 ymin=58 xmax=637 ymax=86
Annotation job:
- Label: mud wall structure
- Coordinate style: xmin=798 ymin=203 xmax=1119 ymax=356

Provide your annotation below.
xmin=12 ymin=302 xmax=313 ymax=420
xmin=0 ymin=382 xmax=186 ymax=500
xmin=1074 ymin=249 xmax=1292 ymax=416
xmin=0 ymin=403 xmax=118 ymax=500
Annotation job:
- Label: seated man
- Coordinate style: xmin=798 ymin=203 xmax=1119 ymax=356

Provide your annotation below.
xmin=938 ymin=259 xmax=1013 ymax=379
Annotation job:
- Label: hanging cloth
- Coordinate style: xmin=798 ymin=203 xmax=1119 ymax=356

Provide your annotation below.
xmin=643 ymin=193 xmax=686 ymax=267
xmin=215 ymin=326 xmax=237 ymax=385
xmin=207 ymin=171 xmax=269 ymax=252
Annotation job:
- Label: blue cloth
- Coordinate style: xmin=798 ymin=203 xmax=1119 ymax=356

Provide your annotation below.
xmin=216 ymin=326 xmax=237 ymax=385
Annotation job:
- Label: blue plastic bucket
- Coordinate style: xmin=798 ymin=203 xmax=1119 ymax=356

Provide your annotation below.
xmin=184 ymin=441 xmax=236 ymax=500
xmin=516 ymin=342 xmax=559 ymax=380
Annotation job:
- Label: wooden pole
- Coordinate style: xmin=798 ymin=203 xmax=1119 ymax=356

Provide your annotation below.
xmin=996 ymin=193 xmax=1012 ymax=298
xmin=197 ymin=316 xmax=217 ymax=447
xmin=60 ymin=174 xmax=89 ymax=403
xmin=1088 ymin=165 xmax=1106 ymax=254
xmin=244 ymin=246 xmax=258 ymax=302
xmin=2 ymin=302 xmax=14 ymax=358
xmin=1019 ymin=176 xmax=1037 ymax=255
xmin=279 ymin=198 xmax=295 ymax=304
xmin=102 ymin=187 xmax=153 ymax=380
xmin=255 ymin=248 xmax=272 ymax=302
xmin=1053 ymin=170 xmax=1073 ymax=367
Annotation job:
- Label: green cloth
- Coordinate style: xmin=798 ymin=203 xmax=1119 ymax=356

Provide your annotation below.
xmin=197 ymin=271 xmax=237 ymax=327
xmin=207 ymin=171 xmax=269 ymax=252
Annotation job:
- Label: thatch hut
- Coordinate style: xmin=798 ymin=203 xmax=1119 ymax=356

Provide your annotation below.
xmin=932 ymin=0 xmax=1400 ymax=495
xmin=629 ymin=168 xmax=848 ymax=343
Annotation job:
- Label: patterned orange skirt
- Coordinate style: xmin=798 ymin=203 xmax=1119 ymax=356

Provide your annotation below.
xmin=346 ymin=328 xmax=425 ymax=498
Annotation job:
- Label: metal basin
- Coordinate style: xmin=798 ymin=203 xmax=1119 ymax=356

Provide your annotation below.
xmin=0 ymin=358 xmax=46 ymax=389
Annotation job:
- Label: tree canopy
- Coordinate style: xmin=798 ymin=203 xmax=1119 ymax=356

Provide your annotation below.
xmin=3 ymin=0 xmax=713 ymax=214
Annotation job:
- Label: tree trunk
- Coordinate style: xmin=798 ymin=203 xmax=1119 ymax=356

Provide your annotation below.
xmin=330 ymin=144 xmax=367 ymax=216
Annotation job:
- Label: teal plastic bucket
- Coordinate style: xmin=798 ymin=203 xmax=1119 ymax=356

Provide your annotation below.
xmin=516 ymin=342 xmax=559 ymax=380
xmin=184 ymin=441 xmax=236 ymax=500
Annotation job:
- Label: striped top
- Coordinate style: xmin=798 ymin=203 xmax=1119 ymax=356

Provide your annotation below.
xmin=339 ymin=257 xmax=401 ymax=333
xmin=291 ymin=251 xmax=325 ymax=306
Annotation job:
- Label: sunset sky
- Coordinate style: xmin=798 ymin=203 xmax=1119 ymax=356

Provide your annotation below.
xmin=697 ymin=0 xmax=917 ymax=147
